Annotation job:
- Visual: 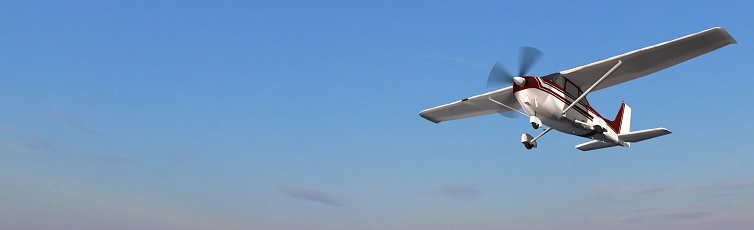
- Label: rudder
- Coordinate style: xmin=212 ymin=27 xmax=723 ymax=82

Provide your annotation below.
xmin=606 ymin=101 xmax=631 ymax=134
xmin=619 ymin=102 xmax=631 ymax=134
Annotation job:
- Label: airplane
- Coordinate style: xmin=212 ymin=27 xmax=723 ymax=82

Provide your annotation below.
xmin=419 ymin=27 xmax=736 ymax=151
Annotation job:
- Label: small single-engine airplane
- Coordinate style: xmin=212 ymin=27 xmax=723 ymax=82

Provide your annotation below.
xmin=419 ymin=27 xmax=736 ymax=151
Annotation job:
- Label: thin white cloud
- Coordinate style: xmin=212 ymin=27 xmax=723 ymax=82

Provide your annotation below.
xmin=430 ymin=184 xmax=479 ymax=201
xmin=51 ymin=112 xmax=101 ymax=135
xmin=0 ymin=122 xmax=36 ymax=136
xmin=691 ymin=178 xmax=754 ymax=192
xmin=660 ymin=211 xmax=711 ymax=221
xmin=630 ymin=207 xmax=657 ymax=213
xmin=272 ymin=184 xmax=345 ymax=207
xmin=620 ymin=210 xmax=713 ymax=225
xmin=592 ymin=184 xmax=677 ymax=198
xmin=637 ymin=184 xmax=677 ymax=194
xmin=0 ymin=121 xmax=55 ymax=154
xmin=90 ymin=154 xmax=139 ymax=165
xmin=593 ymin=177 xmax=754 ymax=199
xmin=8 ymin=141 xmax=52 ymax=153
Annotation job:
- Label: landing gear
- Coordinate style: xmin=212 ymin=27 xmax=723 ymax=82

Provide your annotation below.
xmin=530 ymin=116 xmax=542 ymax=129
xmin=521 ymin=127 xmax=552 ymax=150
xmin=521 ymin=133 xmax=536 ymax=149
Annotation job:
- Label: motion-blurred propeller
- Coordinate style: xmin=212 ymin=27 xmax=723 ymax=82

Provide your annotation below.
xmin=518 ymin=46 xmax=543 ymax=77
xmin=486 ymin=46 xmax=544 ymax=88
xmin=486 ymin=61 xmax=515 ymax=87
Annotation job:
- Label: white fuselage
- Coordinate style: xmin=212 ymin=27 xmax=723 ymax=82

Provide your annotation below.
xmin=512 ymin=77 xmax=623 ymax=145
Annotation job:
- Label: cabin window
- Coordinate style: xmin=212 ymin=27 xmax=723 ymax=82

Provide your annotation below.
xmin=554 ymin=75 xmax=565 ymax=88
xmin=567 ymin=82 xmax=590 ymax=106
xmin=565 ymin=81 xmax=579 ymax=99
xmin=547 ymin=74 xmax=590 ymax=106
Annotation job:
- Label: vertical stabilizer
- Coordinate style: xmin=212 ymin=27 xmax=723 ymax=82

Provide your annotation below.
xmin=606 ymin=101 xmax=631 ymax=134
xmin=620 ymin=103 xmax=631 ymax=134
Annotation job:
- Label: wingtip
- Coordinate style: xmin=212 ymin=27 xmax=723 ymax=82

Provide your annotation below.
xmin=419 ymin=112 xmax=441 ymax=124
xmin=660 ymin=128 xmax=672 ymax=134
xmin=711 ymin=27 xmax=738 ymax=44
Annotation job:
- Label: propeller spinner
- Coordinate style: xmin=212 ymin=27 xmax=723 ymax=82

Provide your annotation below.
xmin=486 ymin=46 xmax=544 ymax=88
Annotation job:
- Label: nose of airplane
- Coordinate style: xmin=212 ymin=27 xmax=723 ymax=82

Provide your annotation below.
xmin=513 ymin=77 xmax=526 ymax=87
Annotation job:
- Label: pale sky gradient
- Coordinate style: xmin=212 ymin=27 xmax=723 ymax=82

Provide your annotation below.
xmin=1 ymin=1 xmax=753 ymax=230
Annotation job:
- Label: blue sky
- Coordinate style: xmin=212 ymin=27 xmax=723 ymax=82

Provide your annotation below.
xmin=1 ymin=1 xmax=753 ymax=229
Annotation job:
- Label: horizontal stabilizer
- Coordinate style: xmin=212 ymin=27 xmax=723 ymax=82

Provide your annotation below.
xmin=575 ymin=128 xmax=672 ymax=151
xmin=619 ymin=128 xmax=671 ymax=142
xmin=576 ymin=140 xmax=617 ymax=151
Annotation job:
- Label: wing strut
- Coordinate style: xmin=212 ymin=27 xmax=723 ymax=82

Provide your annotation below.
xmin=561 ymin=60 xmax=623 ymax=116
xmin=488 ymin=97 xmax=528 ymax=116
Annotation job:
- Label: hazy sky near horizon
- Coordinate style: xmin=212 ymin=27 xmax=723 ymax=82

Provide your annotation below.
xmin=1 ymin=1 xmax=753 ymax=229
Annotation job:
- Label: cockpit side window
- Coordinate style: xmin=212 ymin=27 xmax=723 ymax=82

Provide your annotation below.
xmin=554 ymin=75 xmax=565 ymax=89
xmin=565 ymin=81 xmax=579 ymax=99
xmin=547 ymin=74 xmax=589 ymax=106
xmin=563 ymin=77 xmax=589 ymax=106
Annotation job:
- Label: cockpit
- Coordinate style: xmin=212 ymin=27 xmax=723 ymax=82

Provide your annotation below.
xmin=544 ymin=73 xmax=589 ymax=106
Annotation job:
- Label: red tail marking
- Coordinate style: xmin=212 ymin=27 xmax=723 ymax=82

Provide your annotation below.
xmin=604 ymin=102 xmax=626 ymax=133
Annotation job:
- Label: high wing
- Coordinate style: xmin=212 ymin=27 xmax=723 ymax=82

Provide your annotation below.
xmin=419 ymin=86 xmax=520 ymax=123
xmin=551 ymin=27 xmax=737 ymax=91
xmin=419 ymin=27 xmax=735 ymax=124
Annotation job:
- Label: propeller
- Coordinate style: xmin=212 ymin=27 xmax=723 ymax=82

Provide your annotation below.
xmin=486 ymin=46 xmax=544 ymax=118
xmin=486 ymin=46 xmax=544 ymax=88
xmin=518 ymin=46 xmax=543 ymax=77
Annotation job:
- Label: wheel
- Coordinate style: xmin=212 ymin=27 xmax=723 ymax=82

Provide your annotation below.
xmin=529 ymin=116 xmax=542 ymax=130
xmin=523 ymin=141 xmax=534 ymax=150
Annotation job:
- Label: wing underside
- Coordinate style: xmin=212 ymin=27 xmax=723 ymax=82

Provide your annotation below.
xmin=419 ymin=86 xmax=521 ymax=123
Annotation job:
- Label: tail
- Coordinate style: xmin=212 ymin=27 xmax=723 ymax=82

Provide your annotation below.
xmin=606 ymin=101 xmax=631 ymax=134
xmin=577 ymin=102 xmax=674 ymax=151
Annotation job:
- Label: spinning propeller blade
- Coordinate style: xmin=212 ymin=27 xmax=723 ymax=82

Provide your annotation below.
xmin=486 ymin=61 xmax=515 ymax=88
xmin=518 ymin=46 xmax=543 ymax=77
xmin=485 ymin=46 xmax=544 ymax=118
xmin=486 ymin=47 xmax=544 ymax=88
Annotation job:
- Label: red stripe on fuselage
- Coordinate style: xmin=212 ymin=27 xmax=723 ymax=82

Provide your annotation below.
xmin=514 ymin=77 xmax=592 ymax=119
xmin=513 ymin=77 xmax=620 ymax=134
